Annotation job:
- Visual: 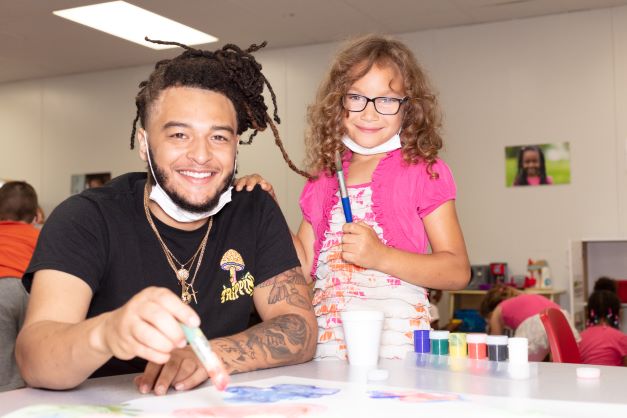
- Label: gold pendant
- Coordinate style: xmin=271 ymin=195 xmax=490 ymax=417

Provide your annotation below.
xmin=181 ymin=282 xmax=197 ymax=304
xmin=180 ymin=284 xmax=197 ymax=304
xmin=181 ymin=286 xmax=190 ymax=304
xmin=177 ymin=268 xmax=189 ymax=282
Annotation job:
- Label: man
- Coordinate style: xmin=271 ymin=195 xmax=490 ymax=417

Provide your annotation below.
xmin=16 ymin=40 xmax=317 ymax=395
xmin=0 ymin=181 xmax=40 ymax=391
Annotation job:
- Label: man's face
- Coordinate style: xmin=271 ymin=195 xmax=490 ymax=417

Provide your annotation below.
xmin=139 ymin=86 xmax=238 ymax=213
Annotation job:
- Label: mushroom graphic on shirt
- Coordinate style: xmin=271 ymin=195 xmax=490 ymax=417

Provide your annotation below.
xmin=220 ymin=249 xmax=244 ymax=285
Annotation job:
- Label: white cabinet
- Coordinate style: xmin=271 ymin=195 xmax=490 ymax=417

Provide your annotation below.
xmin=568 ymin=239 xmax=627 ymax=332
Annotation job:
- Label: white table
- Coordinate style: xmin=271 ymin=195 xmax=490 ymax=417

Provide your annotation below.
xmin=1 ymin=357 xmax=626 ymax=416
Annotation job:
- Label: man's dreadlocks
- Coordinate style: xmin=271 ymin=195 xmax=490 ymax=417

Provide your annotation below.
xmin=130 ymin=38 xmax=309 ymax=178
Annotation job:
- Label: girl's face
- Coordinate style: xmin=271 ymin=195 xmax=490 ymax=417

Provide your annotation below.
xmin=343 ymin=63 xmax=405 ymax=150
xmin=522 ymin=149 xmax=541 ymax=176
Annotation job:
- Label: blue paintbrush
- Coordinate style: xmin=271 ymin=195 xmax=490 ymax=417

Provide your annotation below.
xmin=335 ymin=151 xmax=353 ymax=223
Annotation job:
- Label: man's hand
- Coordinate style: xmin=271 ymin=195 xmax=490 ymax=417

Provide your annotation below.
xmin=340 ymin=222 xmax=388 ymax=269
xmin=234 ymin=174 xmax=277 ymax=201
xmin=134 ymin=345 xmax=208 ymax=395
xmin=99 ymin=287 xmax=199 ymax=365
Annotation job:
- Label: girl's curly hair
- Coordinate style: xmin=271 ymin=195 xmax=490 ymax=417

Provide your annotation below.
xmin=304 ymin=34 xmax=443 ymax=176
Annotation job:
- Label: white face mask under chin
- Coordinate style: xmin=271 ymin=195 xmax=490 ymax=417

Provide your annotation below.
xmin=142 ymin=134 xmax=233 ymax=223
xmin=341 ymin=133 xmax=402 ymax=155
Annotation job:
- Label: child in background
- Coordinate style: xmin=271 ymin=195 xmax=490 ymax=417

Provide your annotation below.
xmin=593 ymin=276 xmax=617 ymax=293
xmin=237 ymin=34 xmax=470 ymax=360
xmin=578 ymin=290 xmax=627 ymax=366
xmin=513 ymin=145 xmax=553 ymax=186
xmin=0 ymin=181 xmax=40 ymax=391
xmin=479 ymin=284 xmax=579 ymax=361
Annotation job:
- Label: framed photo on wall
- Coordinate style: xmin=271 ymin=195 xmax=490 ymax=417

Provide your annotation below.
xmin=505 ymin=142 xmax=570 ymax=187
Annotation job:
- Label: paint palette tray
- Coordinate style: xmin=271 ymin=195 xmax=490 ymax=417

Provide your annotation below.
xmin=405 ymin=352 xmax=538 ymax=380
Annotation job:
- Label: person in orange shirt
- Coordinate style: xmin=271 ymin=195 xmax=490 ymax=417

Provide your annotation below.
xmin=0 ymin=181 xmax=40 ymax=391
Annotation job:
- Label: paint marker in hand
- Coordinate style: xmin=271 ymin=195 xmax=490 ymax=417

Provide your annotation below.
xmin=335 ymin=151 xmax=353 ymax=223
xmin=180 ymin=324 xmax=230 ymax=391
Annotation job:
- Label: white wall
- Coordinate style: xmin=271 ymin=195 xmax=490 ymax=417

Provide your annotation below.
xmin=3 ymin=6 xmax=627 ymax=315
xmin=427 ymin=9 xmax=620 ymax=315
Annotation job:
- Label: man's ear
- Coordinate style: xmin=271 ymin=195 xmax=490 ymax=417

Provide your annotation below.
xmin=138 ymin=129 xmax=148 ymax=162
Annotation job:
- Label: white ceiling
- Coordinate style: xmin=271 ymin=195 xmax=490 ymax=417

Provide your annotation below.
xmin=2 ymin=0 xmax=627 ymax=84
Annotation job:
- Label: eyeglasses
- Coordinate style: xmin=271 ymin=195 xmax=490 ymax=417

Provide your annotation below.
xmin=342 ymin=94 xmax=408 ymax=115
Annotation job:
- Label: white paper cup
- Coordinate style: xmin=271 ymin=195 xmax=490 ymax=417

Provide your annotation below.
xmin=341 ymin=310 xmax=384 ymax=367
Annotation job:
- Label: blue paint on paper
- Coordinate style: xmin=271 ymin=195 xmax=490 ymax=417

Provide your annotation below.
xmin=368 ymin=390 xmax=463 ymax=403
xmin=225 ymin=384 xmax=340 ymax=403
xmin=369 ymin=390 xmax=403 ymax=399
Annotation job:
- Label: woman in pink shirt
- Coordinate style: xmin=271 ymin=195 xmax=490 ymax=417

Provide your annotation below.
xmin=480 ymin=284 xmax=578 ymax=361
xmin=579 ymin=290 xmax=627 ymax=366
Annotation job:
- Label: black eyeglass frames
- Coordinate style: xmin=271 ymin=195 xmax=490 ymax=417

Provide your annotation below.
xmin=341 ymin=94 xmax=408 ymax=115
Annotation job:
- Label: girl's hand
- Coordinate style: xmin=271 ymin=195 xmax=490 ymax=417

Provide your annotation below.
xmin=340 ymin=222 xmax=387 ymax=269
xmin=234 ymin=174 xmax=276 ymax=201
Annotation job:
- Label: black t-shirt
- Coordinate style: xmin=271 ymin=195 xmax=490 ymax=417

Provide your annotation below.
xmin=24 ymin=172 xmax=299 ymax=377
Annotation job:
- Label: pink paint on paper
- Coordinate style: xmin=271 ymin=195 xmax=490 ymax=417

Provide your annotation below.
xmin=173 ymin=403 xmax=325 ymax=417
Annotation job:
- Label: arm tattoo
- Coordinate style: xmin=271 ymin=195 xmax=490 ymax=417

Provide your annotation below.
xmin=213 ymin=314 xmax=311 ymax=373
xmin=212 ymin=268 xmax=315 ymax=373
xmin=257 ymin=267 xmax=312 ymax=310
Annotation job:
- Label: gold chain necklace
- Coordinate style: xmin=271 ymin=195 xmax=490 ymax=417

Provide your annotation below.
xmin=143 ymin=183 xmax=212 ymax=304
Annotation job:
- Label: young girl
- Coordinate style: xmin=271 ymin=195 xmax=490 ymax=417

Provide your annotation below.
xmin=237 ymin=34 xmax=470 ymax=360
xmin=578 ymin=290 xmax=627 ymax=366
xmin=479 ymin=284 xmax=579 ymax=361
xmin=513 ymin=145 xmax=553 ymax=186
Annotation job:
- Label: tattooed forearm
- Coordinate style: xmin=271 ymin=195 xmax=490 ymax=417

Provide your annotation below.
xmin=257 ymin=267 xmax=313 ymax=310
xmin=243 ymin=314 xmax=309 ymax=362
xmin=211 ymin=337 xmax=253 ymax=374
xmin=211 ymin=314 xmax=314 ymax=374
xmin=209 ymin=267 xmax=317 ymax=375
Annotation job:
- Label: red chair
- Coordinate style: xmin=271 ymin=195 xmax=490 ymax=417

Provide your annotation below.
xmin=539 ymin=308 xmax=581 ymax=363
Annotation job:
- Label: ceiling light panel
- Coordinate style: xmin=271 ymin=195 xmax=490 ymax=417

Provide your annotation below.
xmin=53 ymin=1 xmax=218 ymax=49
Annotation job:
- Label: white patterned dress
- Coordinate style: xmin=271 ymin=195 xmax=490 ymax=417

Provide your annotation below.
xmin=313 ymin=183 xmax=431 ymax=361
